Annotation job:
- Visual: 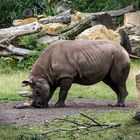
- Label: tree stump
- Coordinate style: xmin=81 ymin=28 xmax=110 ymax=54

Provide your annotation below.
xmin=134 ymin=72 xmax=140 ymax=121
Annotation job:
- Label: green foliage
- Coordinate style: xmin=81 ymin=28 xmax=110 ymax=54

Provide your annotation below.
xmin=1 ymin=0 xmax=140 ymax=28
xmin=0 ymin=57 xmax=16 ymax=74
xmin=15 ymin=43 xmax=47 ymax=70
xmin=71 ymin=0 xmax=140 ymax=13
xmin=0 ymin=40 xmax=48 ymax=71
xmin=0 ymin=0 xmax=53 ymax=28
xmin=19 ymin=34 xmax=38 ymax=50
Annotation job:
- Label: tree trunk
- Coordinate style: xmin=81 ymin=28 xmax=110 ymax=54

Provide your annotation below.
xmin=0 ymin=44 xmax=35 ymax=56
xmin=60 ymin=16 xmax=95 ymax=39
xmin=39 ymin=9 xmax=71 ymax=24
xmin=0 ymin=22 xmax=42 ymax=40
xmin=136 ymin=72 xmax=140 ymax=109
xmin=85 ymin=5 xmax=136 ymax=17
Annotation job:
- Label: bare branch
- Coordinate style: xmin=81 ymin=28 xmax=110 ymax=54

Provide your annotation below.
xmin=80 ymin=112 xmax=102 ymax=126
xmin=52 ymin=118 xmax=89 ymax=127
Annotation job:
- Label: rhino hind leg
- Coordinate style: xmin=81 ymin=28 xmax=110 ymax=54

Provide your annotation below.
xmin=103 ymin=78 xmax=128 ymax=107
xmin=55 ymin=78 xmax=72 ymax=108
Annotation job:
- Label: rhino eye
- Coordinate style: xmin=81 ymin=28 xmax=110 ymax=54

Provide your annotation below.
xmin=34 ymin=91 xmax=41 ymax=97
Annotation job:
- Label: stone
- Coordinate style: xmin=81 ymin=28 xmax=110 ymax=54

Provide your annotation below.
xmin=124 ymin=11 xmax=140 ymax=27
xmin=76 ymin=24 xmax=120 ymax=43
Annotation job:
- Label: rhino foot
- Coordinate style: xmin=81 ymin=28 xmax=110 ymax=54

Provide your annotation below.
xmin=115 ymin=103 xmax=125 ymax=107
xmin=13 ymin=103 xmax=31 ymax=109
xmin=108 ymin=103 xmax=125 ymax=107
xmin=55 ymin=102 xmax=65 ymax=108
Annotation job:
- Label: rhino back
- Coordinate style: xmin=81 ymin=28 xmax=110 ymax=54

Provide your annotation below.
xmin=30 ymin=40 xmax=129 ymax=85
xmin=49 ymin=40 xmax=121 ymax=84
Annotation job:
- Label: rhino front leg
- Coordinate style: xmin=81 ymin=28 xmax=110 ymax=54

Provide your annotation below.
xmin=55 ymin=78 xmax=72 ymax=108
xmin=47 ymin=86 xmax=57 ymax=106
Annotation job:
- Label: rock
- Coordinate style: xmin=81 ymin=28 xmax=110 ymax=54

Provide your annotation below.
xmin=76 ymin=24 xmax=120 ymax=43
xmin=41 ymin=23 xmax=67 ymax=34
xmin=123 ymin=26 xmax=140 ymax=56
xmin=129 ymin=35 xmax=140 ymax=56
xmin=13 ymin=18 xmax=38 ymax=26
xmin=134 ymin=111 xmax=140 ymax=121
xmin=124 ymin=11 xmax=140 ymax=27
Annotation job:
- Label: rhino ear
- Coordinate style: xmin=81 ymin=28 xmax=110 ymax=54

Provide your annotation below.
xmin=22 ymin=79 xmax=32 ymax=87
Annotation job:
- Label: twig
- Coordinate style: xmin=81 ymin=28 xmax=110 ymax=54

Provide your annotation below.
xmin=80 ymin=112 xmax=102 ymax=126
xmin=19 ymin=115 xmax=121 ymax=138
xmin=52 ymin=118 xmax=89 ymax=127
xmin=92 ymin=123 xmax=121 ymax=132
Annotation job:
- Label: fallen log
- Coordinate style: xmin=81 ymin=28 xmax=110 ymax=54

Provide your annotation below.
xmin=56 ymin=22 xmax=79 ymax=34
xmin=60 ymin=16 xmax=95 ymax=39
xmin=38 ymin=14 xmax=114 ymax=41
xmin=85 ymin=5 xmax=136 ymax=17
xmin=0 ymin=22 xmax=42 ymax=40
xmin=37 ymin=16 xmax=94 ymax=41
xmin=0 ymin=51 xmax=24 ymax=60
xmin=39 ymin=9 xmax=71 ymax=24
xmin=0 ymin=44 xmax=35 ymax=56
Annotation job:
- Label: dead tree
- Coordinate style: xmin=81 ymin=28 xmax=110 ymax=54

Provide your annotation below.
xmin=0 ymin=22 xmax=42 ymax=40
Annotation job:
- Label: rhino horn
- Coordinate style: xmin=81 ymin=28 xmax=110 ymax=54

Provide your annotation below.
xmin=19 ymin=92 xmax=31 ymax=98
xmin=14 ymin=99 xmax=33 ymax=109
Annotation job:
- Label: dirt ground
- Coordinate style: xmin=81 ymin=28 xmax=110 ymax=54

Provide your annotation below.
xmin=0 ymin=99 xmax=137 ymax=126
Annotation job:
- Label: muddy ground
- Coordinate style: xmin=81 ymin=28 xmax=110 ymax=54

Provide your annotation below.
xmin=0 ymin=99 xmax=137 ymax=126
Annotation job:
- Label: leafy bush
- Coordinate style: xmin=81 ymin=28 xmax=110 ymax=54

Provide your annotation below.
xmin=1 ymin=0 xmax=140 ymax=28
xmin=14 ymin=43 xmax=48 ymax=70
xmin=71 ymin=0 xmax=140 ymax=13
xmin=19 ymin=34 xmax=38 ymax=50
xmin=0 ymin=43 xmax=48 ymax=72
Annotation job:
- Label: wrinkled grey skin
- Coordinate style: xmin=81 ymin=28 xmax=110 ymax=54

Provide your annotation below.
xmin=22 ymin=40 xmax=130 ymax=108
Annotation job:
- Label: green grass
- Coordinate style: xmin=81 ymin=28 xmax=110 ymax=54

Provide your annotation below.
xmin=0 ymin=71 xmax=29 ymax=102
xmin=0 ymin=111 xmax=140 ymax=140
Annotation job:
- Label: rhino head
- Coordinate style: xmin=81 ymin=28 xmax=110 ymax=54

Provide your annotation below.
xmin=19 ymin=77 xmax=50 ymax=108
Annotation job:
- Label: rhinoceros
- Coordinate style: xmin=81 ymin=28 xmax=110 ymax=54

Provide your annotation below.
xmin=19 ymin=40 xmax=130 ymax=108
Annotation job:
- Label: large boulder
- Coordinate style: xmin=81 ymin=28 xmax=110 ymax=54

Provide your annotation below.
xmin=76 ymin=24 xmax=120 ymax=43
xmin=122 ymin=25 xmax=140 ymax=56
xmin=124 ymin=11 xmax=140 ymax=27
